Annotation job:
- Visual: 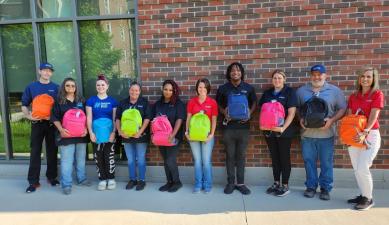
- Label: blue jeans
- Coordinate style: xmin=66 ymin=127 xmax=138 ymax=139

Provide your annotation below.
xmin=59 ymin=143 xmax=87 ymax=188
xmin=189 ymin=137 xmax=215 ymax=190
xmin=301 ymin=136 xmax=334 ymax=192
xmin=123 ymin=142 xmax=148 ymax=181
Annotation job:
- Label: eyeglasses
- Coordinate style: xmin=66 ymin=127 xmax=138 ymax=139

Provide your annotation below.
xmin=65 ymin=84 xmax=76 ymax=88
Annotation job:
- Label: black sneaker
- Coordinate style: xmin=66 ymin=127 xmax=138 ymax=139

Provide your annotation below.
xmin=319 ymin=189 xmax=330 ymax=201
xmin=159 ymin=182 xmax=173 ymax=192
xmin=168 ymin=182 xmax=183 ymax=192
xmin=136 ymin=180 xmax=146 ymax=191
xmin=304 ymin=188 xmax=316 ymax=198
xmin=266 ymin=183 xmax=280 ymax=195
xmin=275 ymin=185 xmax=290 ymax=197
xmin=347 ymin=195 xmax=363 ymax=204
xmin=48 ymin=179 xmax=60 ymax=186
xmin=125 ymin=180 xmax=137 ymax=190
xmin=236 ymin=185 xmax=251 ymax=195
xmin=354 ymin=197 xmax=374 ymax=211
xmin=224 ymin=183 xmax=235 ymax=194
xmin=26 ymin=183 xmax=41 ymax=193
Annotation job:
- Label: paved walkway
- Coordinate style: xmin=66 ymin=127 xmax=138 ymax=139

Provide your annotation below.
xmin=0 ymin=178 xmax=388 ymax=225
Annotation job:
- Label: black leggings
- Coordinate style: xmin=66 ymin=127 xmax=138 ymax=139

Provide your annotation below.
xmin=159 ymin=143 xmax=181 ymax=184
xmin=265 ymin=137 xmax=292 ymax=185
xmin=93 ymin=143 xmax=116 ymax=180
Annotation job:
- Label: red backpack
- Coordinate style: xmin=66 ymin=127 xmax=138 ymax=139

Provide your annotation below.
xmin=62 ymin=109 xmax=87 ymax=138
xmin=259 ymin=101 xmax=285 ymax=130
xmin=151 ymin=115 xmax=175 ymax=146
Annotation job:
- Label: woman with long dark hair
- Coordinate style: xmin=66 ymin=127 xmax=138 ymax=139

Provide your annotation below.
xmin=51 ymin=77 xmax=91 ymax=195
xmin=152 ymin=79 xmax=186 ymax=192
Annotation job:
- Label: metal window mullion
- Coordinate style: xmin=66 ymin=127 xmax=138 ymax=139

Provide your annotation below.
xmin=134 ymin=0 xmax=141 ymax=83
xmin=0 ymin=28 xmax=13 ymax=160
xmin=71 ymin=0 xmax=83 ymax=94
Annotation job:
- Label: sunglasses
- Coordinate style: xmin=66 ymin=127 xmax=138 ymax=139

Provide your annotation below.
xmin=65 ymin=84 xmax=76 ymax=88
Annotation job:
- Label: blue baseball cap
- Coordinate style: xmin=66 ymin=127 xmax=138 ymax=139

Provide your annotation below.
xmin=310 ymin=64 xmax=326 ymax=74
xmin=39 ymin=62 xmax=54 ymax=71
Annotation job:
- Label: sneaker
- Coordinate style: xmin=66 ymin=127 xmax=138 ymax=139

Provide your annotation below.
xmin=78 ymin=180 xmax=92 ymax=187
xmin=275 ymin=185 xmax=290 ymax=197
xmin=203 ymin=188 xmax=212 ymax=194
xmin=236 ymin=185 xmax=251 ymax=195
xmin=168 ymin=182 xmax=183 ymax=193
xmin=304 ymin=188 xmax=316 ymax=198
xmin=136 ymin=180 xmax=146 ymax=191
xmin=266 ymin=183 xmax=280 ymax=195
xmin=97 ymin=180 xmax=107 ymax=191
xmin=48 ymin=179 xmax=60 ymax=186
xmin=319 ymin=189 xmax=330 ymax=201
xmin=26 ymin=183 xmax=41 ymax=193
xmin=126 ymin=180 xmax=137 ymax=190
xmin=159 ymin=182 xmax=173 ymax=192
xmin=63 ymin=187 xmax=72 ymax=195
xmin=193 ymin=187 xmax=201 ymax=194
xmin=354 ymin=197 xmax=374 ymax=211
xmin=224 ymin=183 xmax=235 ymax=194
xmin=347 ymin=195 xmax=363 ymax=204
xmin=107 ymin=179 xmax=116 ymax=190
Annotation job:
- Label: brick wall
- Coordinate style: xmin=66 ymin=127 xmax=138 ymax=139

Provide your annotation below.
xmin=137 ymin=0 xmax=389 ymax=169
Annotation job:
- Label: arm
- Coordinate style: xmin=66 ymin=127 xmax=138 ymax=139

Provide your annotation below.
xmin=86 ymin=106 xmax=96 ymax=143
xmin=109 ymin=108 xmax=117 ymax=142
xmin=205 ymin=115 xmax=217 ymax=142
xmin=185 ymin=113 xmax=192 ymax=140
xmin=168 ymin=119 xmax=183 ymax=143
xmin=134 ymin=119 xmax=150 ymax=138
xmin=320 ymin=108 xmax=346 ymax=130
xmin=271 ymin=107 xmax=296 ymax=133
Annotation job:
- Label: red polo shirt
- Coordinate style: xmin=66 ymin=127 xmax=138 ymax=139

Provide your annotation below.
xmin=187 ymin=96 xmax=218 ymax=120
xmin=348 ymin=90 xmax=384 ymax=129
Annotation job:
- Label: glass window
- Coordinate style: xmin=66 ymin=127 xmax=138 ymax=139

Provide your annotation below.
xmin=79 ymin=19 xmax=138 ymax=100
xmin=77 ymin=0 xmax=135 ymax=17
xmin=36 ymin=0 xmax=73 ymax=18
xmin=0 ymin=0 xmax=31 ymax=21
xmin=39 ymin=22 xmax=77 ymax=84
xmin=1 ymin=24 xmax=35 ymax=157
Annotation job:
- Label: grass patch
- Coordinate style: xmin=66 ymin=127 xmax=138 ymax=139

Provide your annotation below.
xmin=0 ymin=119 xmax=31 ymax=153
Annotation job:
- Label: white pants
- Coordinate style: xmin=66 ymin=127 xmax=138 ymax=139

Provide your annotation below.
xmin=348 ymin=129 xmax=381 ymax=199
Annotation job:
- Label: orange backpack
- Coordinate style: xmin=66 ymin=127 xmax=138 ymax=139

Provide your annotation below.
xmin=31 ymin=94 xmax=54 ymax=119
xmin=339 ymin=109 xmax=367 ymax=148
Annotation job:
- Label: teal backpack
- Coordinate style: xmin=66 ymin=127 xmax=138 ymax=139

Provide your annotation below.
xmin=121 ymin=108 xmax=142 ymax=137
xmin=189 ymin=111 xmax=211 ymax=141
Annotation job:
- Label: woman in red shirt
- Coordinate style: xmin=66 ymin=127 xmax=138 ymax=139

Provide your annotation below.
xmin=185 ymin=78 xmax=218 ymax=193
xmin=346 ymin=66 xmax=384 ymax=211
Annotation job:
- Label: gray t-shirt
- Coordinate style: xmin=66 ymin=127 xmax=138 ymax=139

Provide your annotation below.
xmin=296 ymin=82 xmax=347 ymax=138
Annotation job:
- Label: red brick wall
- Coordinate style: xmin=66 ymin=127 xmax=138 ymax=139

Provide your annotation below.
xmin=137 ymin=0 xmax=389 ymax=169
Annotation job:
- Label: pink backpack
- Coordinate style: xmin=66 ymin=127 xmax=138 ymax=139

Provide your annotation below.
xmin=151 ymin=115 xmax=175 ymax=146
xmin=62 ymin=109 xmax=87 ymax=138
xmin=259 ymin=101 xmax=285 ymax=129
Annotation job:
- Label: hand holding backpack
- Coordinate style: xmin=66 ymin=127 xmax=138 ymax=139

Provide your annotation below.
xmin=121 ymin=108 xmax=142 ymax=137
xmin=62 ymin=108 xmax=87 ymax=138
xmin=189 ymin=111 xmax=211 ymax=141
xmin=339 ymin=109 xmax=367 ymax=148
xmin=151 ymin=115 xmax=175 ymax=146
xmin=300 ymin=95 xmax=328 ymax=128
xmin=259 ymin=100 xmax=285 ymax=130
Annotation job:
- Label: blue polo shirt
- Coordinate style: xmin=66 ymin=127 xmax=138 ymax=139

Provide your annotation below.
xmin=216 ymin=81 xmax=257 ymax=129
xmin=21 ymin=81 xmax=59 ymax=106
xmin=86 ymin=96 xmax=118 ymax=121
xmin=296 ymin=82 xmax=347 ymax=138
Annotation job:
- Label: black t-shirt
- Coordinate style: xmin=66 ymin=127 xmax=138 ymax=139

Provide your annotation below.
xmin=116 ymin=97 xmax=151 ymax=143
xmin=258 ymin=85 xmax=298 ymax=138
xmin=216 ymin=81 xmax=257 ymax=130
xmin=51 ymin=99 xmax=90 ymax=146
xmin=151 ymin=98 xmax=186 ymax=142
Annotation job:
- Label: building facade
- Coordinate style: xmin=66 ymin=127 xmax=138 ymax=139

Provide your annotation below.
xmin=1 ymin=0 xmax=388 ymax=171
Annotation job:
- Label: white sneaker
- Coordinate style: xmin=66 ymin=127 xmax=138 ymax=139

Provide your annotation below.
xmin=97 ymin=180 xmax=107 ymax=191
xmin=107 ymin=179 xmax=116 ymax=190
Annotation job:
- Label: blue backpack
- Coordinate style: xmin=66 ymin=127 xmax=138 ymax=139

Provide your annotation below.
xmin=92 ymin=118 xmax=113 ymax=144
xmin=227 ymin=93 xmax=249 ymax=120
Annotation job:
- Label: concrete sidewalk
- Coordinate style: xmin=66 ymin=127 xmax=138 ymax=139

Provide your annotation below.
xmin=0 ymin=178 xmax=388 ymax=225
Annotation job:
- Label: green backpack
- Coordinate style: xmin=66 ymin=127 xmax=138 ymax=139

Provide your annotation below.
xmin=189 ymin=111 xmax=211 ymax=141
xmin=121 ymin=108 xmax=142 ymax=137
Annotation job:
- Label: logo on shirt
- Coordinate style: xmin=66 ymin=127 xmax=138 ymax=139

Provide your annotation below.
xmin=94 ymin=102 xmax=111 ymax=109
xmin=241 ymin=90 xmax=248 ymax=94
xmin=205 ymin=105 xmax=212 ymax=109
xmin=48 ymin=89 xmax=55 ymax=93
xmin=77 ymin=102 xmax=83 ymax=108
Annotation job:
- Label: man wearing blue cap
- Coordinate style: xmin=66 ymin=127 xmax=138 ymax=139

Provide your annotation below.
xmin=21 ymin=62 xmax=60 ymax=193
xmin=296 ymin=65 xmax=347 ymax=200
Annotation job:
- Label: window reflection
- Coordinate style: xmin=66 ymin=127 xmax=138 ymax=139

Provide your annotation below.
xmin=77 ymin=0 xmax=135 ymax=17
xmin=36 ymin=0 xmax=73 ymax=18
xmin=0 ymin=0 xmax=31 ymax=20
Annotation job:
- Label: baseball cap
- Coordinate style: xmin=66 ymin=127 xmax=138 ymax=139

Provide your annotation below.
xmin=310 ymin=64 xmax=326 ymax=74
xmin=39 ymin=62 xmax=54 ymax=71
